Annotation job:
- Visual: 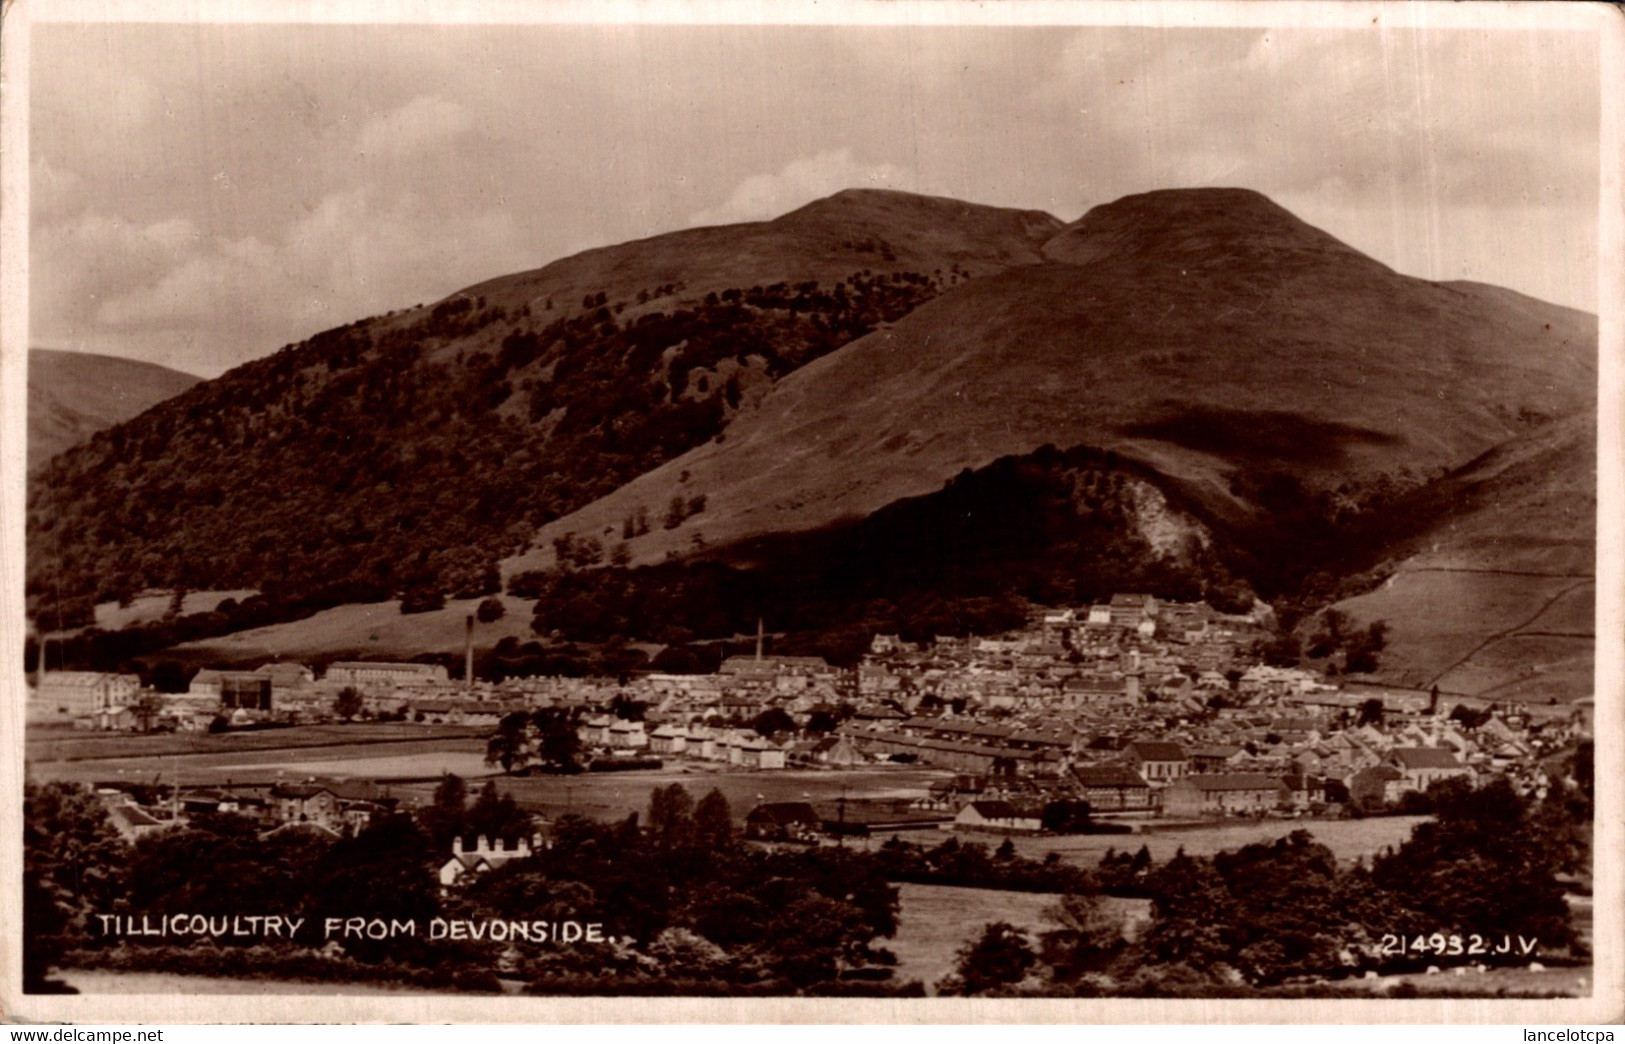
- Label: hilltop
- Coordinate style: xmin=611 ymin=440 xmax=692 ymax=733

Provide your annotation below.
xmin=27 ymin=349 xmax=199 ymax=469
xmin=513 ymin=189 xmax=1592 ymax=591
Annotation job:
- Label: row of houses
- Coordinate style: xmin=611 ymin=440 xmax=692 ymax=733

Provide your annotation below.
xmin=839 ymin=723 xmax=1066 ymax=777
xmin=578 ymin=718 xmax=790 ymax=769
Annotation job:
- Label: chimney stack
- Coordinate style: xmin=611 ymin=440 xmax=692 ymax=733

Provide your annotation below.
xmin=465 ymin=614 xmax=475 ymax=695
xmin=755 ymin=616 xmax=764 ymax=661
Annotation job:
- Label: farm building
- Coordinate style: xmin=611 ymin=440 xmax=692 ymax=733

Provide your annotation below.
xmin=745 ymin=802 xmax=821 ymax=842
xmin=954 ymin=800 xmax=1043 ymax=834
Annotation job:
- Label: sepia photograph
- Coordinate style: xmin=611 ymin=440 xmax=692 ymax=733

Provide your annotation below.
xmin=4 ymin=0 xmax=1619 ymax=1024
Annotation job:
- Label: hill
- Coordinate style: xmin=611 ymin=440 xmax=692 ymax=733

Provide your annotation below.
xmin=27 ymin=188 xmax=1596 ymax=695
xmin=512 ymin=189 xmax=1593 ymax=596
xmin=1311 ymin=409 xmax=1595 ymax=703
xmin=27 ymin=349 xmax=199 ymax=468
xmin=27 ymin=190 xmax=1060 ymax=621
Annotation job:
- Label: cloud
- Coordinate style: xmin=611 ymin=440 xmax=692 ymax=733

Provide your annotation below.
xmin=686 ymin=149 xmax=912 ymax=227
xmin=70 ymin=183 xmax=532 ymax=373
xmin=25 ymin=20 xmax=1602 ymax=375
xmin=354 ymin=95 xmax=476 ymax=159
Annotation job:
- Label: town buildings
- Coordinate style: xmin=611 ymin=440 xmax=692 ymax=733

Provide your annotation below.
xmin=44 ymin=592 xmax=1589 ymax=833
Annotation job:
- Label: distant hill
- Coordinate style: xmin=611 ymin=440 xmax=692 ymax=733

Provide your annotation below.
xmin=28 ymin=349 xmax=199 ymax=468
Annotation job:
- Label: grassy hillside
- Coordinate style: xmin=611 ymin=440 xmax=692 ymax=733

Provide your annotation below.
xmin=28 ymin=349 xmax=199 ymax=469
xmin=511 ymin=188 xmax=1594 ymax=603
xmin=167 ymin=595 xmax=541 ymax=665
xmin=28 ymin=191 xmax=1059 ymax=620
xmin=1312 ymin=411 xmax=1595 ymax=702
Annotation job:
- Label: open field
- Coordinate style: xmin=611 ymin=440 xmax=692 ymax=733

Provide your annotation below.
xmin=1337 ymin=569 xmax=1592 ymax=701
xmin=997 ymin=815 xmax=1430 ymax=868
xmin=1435 ymin=634 xmax=1594 ymax=703
xmin=26 ymin=724 xmax=490 ymax=786
xmin=89 ymin=590 xmax=259 ymax=632
xmin=888 ymin=883 xmax=1151 ymax=994
xmin=169 ymin=595 xmax=544 ymax=664
xmin=1335 ymin=963 xmax=1590 ymax=998
xmin=391 ymin=765 xmax=954 ymax=821
xmin=27 ymin=722 xmax=488 ymax=762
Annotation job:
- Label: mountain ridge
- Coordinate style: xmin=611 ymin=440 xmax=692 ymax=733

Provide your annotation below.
xmin=27 ymin=349 xmax=200 ymax=470
xmin=508 ymin=194 xmax=1593 ymax=590
xmin=26 ymin=186 xmax=1597 ymax=699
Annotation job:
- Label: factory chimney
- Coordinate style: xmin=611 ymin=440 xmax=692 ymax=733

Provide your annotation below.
xmin=465 ymin=614 xmax=475 ymax=695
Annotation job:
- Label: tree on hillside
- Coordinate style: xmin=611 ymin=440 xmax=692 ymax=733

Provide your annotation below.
xmin=938 ymin=922 xmax=1037 ymax=996
xmin=399 ymin=585 xmax=446 ymax=615
xmin=475 ymin=597 xmax=505 ymax=624
xmin=333 ymin=686 xmax=364 ymax=723
xmin=1040 ymin=892 xmax=1128 ymax=980
xmin=149 ymin=660 xmax=194 ymax=694
xmin=1342 ymin=620 xmax=1388 ymax=673
xmin=1307 ymin=609 xmax=1347 ymax=658
xmin=651 ymin=644 xmax=702 ymax=674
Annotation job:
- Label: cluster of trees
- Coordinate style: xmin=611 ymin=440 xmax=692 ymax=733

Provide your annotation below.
xmin=417 ymin=775 xmax=538 ymax=853
xmin=25 ymin=766 xmax=1588 ymax=997
xmin=935 ymin=775 xmax=1588 ymax=997
xmin=1306 ymin=609 xmax=1388 ymax=674
xmin=27 ymin=268 xmax=947 ymax=620
xmin=506 ymin=443 xmax=1257 ymax=666
xmin=662 ymin=493 xmax=707 ymax=530
xmin=485 ymin=708 xmax=585 ymax=775
xmin=26 ymin=590 xmax=367 ymax=676
xmin=870 ymin=835 xmax=1096 ymax=894
xmin=25 ymin=779 xmax=917 ymax=996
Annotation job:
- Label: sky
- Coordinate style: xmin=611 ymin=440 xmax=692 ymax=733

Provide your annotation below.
xmin=26 ymin=7 xmax=1604 ymax=378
